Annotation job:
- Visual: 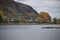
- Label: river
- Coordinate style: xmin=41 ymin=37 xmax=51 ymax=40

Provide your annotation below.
xmin=0 ymin=25 xmax=60 ymax=40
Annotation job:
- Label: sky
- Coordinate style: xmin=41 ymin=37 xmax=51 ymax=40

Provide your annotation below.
xmin=14 ymin=0 xmax=60 ymax=18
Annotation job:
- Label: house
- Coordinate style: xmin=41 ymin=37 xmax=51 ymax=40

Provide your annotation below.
xmin=7 ymin=17 xmax=14 ymax=22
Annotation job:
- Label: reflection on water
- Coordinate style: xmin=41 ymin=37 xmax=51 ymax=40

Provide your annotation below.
xmin=0 ymin=25 xmax=60 ymax=40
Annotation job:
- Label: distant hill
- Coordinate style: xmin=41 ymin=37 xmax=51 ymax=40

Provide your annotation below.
xmin=0 ymin=0 xmax=38 ymax=20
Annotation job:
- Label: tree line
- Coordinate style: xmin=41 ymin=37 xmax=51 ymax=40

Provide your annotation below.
xmin=0 ymin=11 xmax=60 ymax=24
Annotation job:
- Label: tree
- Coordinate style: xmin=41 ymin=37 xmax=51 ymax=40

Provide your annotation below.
xmin=36 ymin=17 xmax=42 ymax=23
xmin=0 ymin=15 xmax=3 ymax=23
xmin=56 ymin=18 xmax=60 ymax=24
xmin=53 ymin=18 xmax=57 ymax=24
xmin=0 ymin=10 xmax=4 ymax=15
xmin=14 ymin=18 xmax=19 ymax=23
xmin=39 ymin=12 xmax=51 ymax=23
xmin=20 ymin=17 xmax=28 ymax=24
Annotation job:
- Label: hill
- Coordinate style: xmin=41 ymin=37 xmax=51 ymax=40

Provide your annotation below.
xmin=0 ymin=0 xmax=38 ymax=22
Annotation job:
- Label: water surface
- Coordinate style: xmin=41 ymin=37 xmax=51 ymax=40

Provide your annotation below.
xmin=0 ymin=25 xmax=60 ymax=40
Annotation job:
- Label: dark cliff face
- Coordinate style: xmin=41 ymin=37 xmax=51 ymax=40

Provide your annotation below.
xmin=0 ymin=0 xmax=38 ymax=20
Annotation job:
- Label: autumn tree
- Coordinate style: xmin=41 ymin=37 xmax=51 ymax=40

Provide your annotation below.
xmin=0 ymin=10 xmax=4 ymax=15
xmin=20 ymin=17 xmax=28 ymax=24
xmin=56 ymin=18 xmax=60 ymax=24
xmin=53 ymin=18 xmax=60 ymax=24
xmin=38 ymin=12 xmax=51 ymax=23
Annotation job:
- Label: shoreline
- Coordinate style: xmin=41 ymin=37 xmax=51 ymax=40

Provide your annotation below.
xmin=0 ymin=23 xmax=60 ymax=25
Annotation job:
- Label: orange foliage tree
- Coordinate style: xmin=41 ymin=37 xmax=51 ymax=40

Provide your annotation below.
xmin=38 ymin=12 xmax=51 ymax=23
xmin=56 ymin=18 xmax=60 ymax=24
xmin=20 ymin=17 xmax=28 ymax=24
xmin=0 ymin=10 xmax=4 ymax=15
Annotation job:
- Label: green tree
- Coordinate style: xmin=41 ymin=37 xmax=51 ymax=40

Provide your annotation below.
xmin=0 ymin=15 xmax=3 ymax=23
xmin=36 ymin=17 xmax=42 ymax=23
xmin=14 ymin=18 xmax=19 ymax=23
xmin=53 ymin=18 xmax=57 ymax=24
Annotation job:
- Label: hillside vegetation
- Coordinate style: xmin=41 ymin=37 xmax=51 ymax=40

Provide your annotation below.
xmin=0 ymin=0 xmax=60 ymax=24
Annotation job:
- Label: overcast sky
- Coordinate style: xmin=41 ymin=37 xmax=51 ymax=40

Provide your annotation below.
xmin=14 ymin=0 xmax=60 ymax=18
